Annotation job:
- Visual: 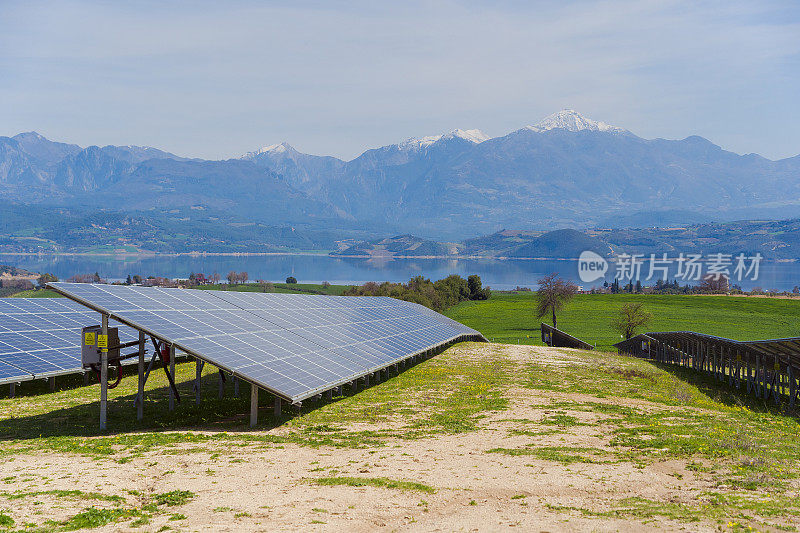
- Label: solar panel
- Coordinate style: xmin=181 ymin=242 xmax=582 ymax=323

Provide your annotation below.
xmin=48 ymin=283 xmax=485 ymax=402
xmin=0 ymin=297 xmax=139 ymax=382
xmin=0 ymin=358 xmax=33 ymax=386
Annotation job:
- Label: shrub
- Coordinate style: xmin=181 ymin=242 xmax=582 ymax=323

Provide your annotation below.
xmin=286 ymin=276 xmax=297 ymax=284
xmin=344 ymin=274 xmax=489 ymax=312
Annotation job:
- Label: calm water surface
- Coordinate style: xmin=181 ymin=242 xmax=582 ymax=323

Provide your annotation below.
xmin=3 ymin=254 xmax=800 ymax=291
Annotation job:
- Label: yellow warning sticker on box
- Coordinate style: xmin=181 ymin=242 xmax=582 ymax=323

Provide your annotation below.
xmin=98 ymin=334 xmax=108 ymax=350
xmin=84 ymin=332 xmax=96 ymax=346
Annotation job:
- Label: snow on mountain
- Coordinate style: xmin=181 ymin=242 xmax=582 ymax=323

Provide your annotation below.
xmin=397 ymin=135 xmax=443 ymax=151
xmin=242 ymin=142 xmax=294 ymax=159
xmin=525 ymin=109 xmax=627 ymax=134
xmin=441 ymin=128 xmax=491 ymax=143
xmin=397 ymin=128 xmax=491 ymax=151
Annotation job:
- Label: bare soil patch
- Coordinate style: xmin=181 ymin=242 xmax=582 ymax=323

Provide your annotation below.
xmin=1 ymin=343 xmax=797 ymax=532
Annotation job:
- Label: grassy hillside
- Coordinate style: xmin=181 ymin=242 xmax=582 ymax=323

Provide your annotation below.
xmin=445 ymin=292 xmax=800 ymax=350
xmin=9 ymin=288 xmax=63 ymax=298
xmin=7 ymin=283 xmax=351 ymax=299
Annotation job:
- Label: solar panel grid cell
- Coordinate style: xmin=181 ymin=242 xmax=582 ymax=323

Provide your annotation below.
xmin=0 ymin=296 xmax=140 ymax=382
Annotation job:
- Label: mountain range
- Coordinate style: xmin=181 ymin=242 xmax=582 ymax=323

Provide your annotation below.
xmin=2 ymin=110 xmax=800 ymax=242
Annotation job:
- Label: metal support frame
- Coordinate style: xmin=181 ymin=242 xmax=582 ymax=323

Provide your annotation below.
xmin=250 ymin=384 xmax=259 ymax=427
xmin=195 ymin=359 xmax=204 ymax=405
xmin=100 ymin=313 xmax=109 ymax=431
xmin=274 ymin=396 xmax=282 ymax=418
xmin=218 ymin=369 xmax=225 ymax=399
xmin=234 ymin=376 xmax=239 ymax=397
xmin=9 ymin=383 xmax=15 ymax=398
xmin=49 ymin=376 xmax=55 ymax=392
xmin=619 ymin=333 xmax=800 ymax=410
xmin=137 ymin=331 xmax=145 ymax=420
xmin=169 ymin=344 xmax=176 ymax=411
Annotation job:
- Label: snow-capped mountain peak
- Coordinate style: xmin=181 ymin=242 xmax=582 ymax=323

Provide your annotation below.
xmin=441 ymin=128 xmax=491 ymax=143
xmin=525 ymin=109 xmax=626 ymax=134
xmin=397 ymin=135 xmax=443 ymax=151
xmin=397 ymin=128 xmax=491 ymax=151
xmin=242 ymin=142 xmax=295 ymax=159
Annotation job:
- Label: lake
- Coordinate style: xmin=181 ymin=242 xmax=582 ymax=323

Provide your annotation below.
xmin=3 ymin=254 xmax=800 ymax=291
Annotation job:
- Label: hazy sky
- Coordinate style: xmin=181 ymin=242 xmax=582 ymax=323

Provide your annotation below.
xmin=1 ymin=0 xmax=798 ymax=160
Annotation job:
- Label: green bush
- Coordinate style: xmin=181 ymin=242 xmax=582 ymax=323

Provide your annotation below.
xmin=343 ymin=274 xmax=490 ymax=312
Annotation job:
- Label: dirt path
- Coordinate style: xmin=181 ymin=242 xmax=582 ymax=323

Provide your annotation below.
xmin=0 ymin=344 xmax=795 ymax=532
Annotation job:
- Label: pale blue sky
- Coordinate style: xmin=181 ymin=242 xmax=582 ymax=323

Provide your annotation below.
xmin=1 ymin=0 xmax=798 ymax=160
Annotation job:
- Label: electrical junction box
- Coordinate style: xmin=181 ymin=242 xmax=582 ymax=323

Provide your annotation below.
xmin=82 ymin=325 xmax=120 ymax=368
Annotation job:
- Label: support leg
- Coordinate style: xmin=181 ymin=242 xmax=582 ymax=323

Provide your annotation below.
xmin=100 ymin=314 xmax=109 ymax=431
xmin=233 ymin=376 xmax=239 ymax=398
xmin=250 ymin=385 xmax=259 ymax=427
xmin=274 ymin=396 xmax=282 ymax=419
xmin=169 ymin=345 xmax=176 ymax=411
xmin=49 ymin=377 xmax=55 ymax=392
xmin=137 ymin=331 xmax=145 ymax=421
xmin=9 ymin=383 xmax=14 ymax=398
xmin=218 ymin=370 xmax=224 ymax=399
xmin=755 ymin=355 xmax=761 ymax=398
xmin=325 ymin=389 xmax=333 ymax=401
xmin=195 ymin=359 xmax=203 ymax=405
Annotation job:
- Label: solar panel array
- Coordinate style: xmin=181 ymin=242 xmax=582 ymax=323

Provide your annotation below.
xmin=49 ymin=282 xmax=484 ymax=402
xmin=0 ymin=298 xmax=137 ymax=385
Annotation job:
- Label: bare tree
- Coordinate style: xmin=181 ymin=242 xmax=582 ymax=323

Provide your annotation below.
xmin=535 ymin=273 xmax=578 ymax=329
xmin=611 ymin=302 xmax=653 ymax=340
xmin=696 ymin=274 xmax=729 ymax=294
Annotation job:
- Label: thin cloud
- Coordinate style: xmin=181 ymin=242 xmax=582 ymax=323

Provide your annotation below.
xmin=0 ymin=0 xmax=797 ymax=160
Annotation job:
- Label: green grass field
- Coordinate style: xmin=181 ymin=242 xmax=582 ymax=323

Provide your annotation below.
xmin=196 ymin=281 xmax=349 ymax=295
xmin=445 ymin=292 xmax=800 ymax=351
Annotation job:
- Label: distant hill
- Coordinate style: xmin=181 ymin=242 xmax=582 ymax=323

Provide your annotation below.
xmin=462 ymin=220 xmax=800 ymax=260
xmin=0 ymin=201 xmax=338 ymax=254
xmin=331 ymin=235 xmax=457 ymax=257
xmin=505 ymin=229 xmax=613 ymax=259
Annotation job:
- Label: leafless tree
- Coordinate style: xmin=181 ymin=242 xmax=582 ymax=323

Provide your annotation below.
xmin=696 ymin=274 xmax=729 ymax=294
xmin=535 ymin=273 xmax=578 ymax=329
